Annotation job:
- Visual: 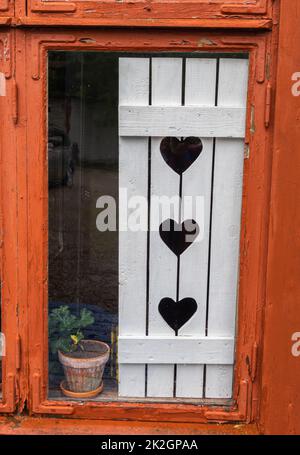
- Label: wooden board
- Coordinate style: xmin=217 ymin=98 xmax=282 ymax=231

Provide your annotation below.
xmin=118 ymin=56 xmax=249 ymax=400
xmin=176 ymin=58 xmax=217 ymax=398
xmin=26 ymin=0 xmax=273 ymax=29
xmin=147 ymin=58 xmax=182 ymax=398
xmin=118 ymin=58 xmax=149 ymax=397
xmin=119 ymin=106 xmax=246 ymax=138
xmin=119 ymin=336 xmax=234 ymax=365
xmin=205 ymin=58 xmax=249 ymax=399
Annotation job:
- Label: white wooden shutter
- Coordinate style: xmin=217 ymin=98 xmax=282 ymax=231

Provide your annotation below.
xmin=118 ymin=58 xmax=149 ymax=397
xmin=119 ymin=56 xmax=249 ymax=399
xmin=176 ymin=58 xmax=216 ymax=398
xmin=205 ymin=58 xmax=249 ymax=399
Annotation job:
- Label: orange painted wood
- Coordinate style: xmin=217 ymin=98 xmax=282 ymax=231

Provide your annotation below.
xmin=259 ymin=0 xmax=300 ymax=435
xmin=0 ymin=0 xmax=10 ymax=13
xmin=17 ymin=17 xmax=273 ymax=29
xmin=20 ymin=27 xmax=276 ymax=424
xmin=0 ymin=29 xmax=18 ymax=413
xmin=0 ymin=416 xmax=259 ymax=435
xmin=14 ymin=28 xmax=30 ymax=414
xmin=26 ymin=0 xmax=273 ymax=23
xmin=0 ymin=1 xmax=274 ymax=26
xmin=1 ymin=1 xmax=276 ymax=27
xmin=221 ymin=0 xmax=268 ymax=14
xmin=2 ymin=0 xmax=300 ymax=437
xmin=0 ymin=0 xmax=13 ymax=19
xmin=14 ymin=0 xmax=25 ymax=19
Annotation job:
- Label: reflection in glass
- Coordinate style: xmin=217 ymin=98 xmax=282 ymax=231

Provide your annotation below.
xmin=48 ymin=53 xmax=118 ymax=399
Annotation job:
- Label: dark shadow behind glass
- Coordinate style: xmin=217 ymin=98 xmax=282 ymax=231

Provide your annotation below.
xmin=48 ymin=52 xmax=119 ymax=394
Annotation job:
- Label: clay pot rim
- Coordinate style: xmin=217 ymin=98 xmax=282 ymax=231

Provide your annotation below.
xmin=59 ymin=339 xmax=110 ymax=362
xmin=60 ymin=380 xmax=104 ymax=399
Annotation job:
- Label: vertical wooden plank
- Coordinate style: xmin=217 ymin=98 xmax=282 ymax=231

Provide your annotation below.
xmin=206 ymin=58 xmax=249 ymax=399
xmin=262 ymin=0 xmax=300 ymax=434
xmin=176 ymin=59 xmax=216 ymax=398
xmin=118 ymin=58 xmax=149 ymax=397
xmin=185 ymin=58 xmax=217 ymax=107
xmin=147 ymin=58 xmax=182 ymax=397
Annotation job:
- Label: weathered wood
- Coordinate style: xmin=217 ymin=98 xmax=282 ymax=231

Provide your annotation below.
xmin=118 ymin=56 xmax=249 ymax=400
xmin=119 ymin=106 xmax=246 ymax=138
xmin=205 ymin=58 xmax=249 ymax=399
xmin=18 ymin=20 xmax=281 ymax=427
xmin=176 ymin=58 xmax=217 ymax=398
xmin=25 ymin=0 xmax=273 ymax=29
xmin=261 ymin=0 xmax=300 ymax=434
xmin=118 ymin=58 xmax=149 ymax=397
xmin=147 ymin=58 xmax=182 ymax=398
xmin=0 ymin=71 xmax=5 ymax=96
xmin=0 ymin=31 xmax=18 ymax=413
xmin=119 ymin=336 xmax=234 ymax=365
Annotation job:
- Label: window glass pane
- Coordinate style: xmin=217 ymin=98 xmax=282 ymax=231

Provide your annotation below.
xmin=48 ymin=51 xmax=248 ymax=403
xmin=48 ymin=53 xmax=118 ymax=399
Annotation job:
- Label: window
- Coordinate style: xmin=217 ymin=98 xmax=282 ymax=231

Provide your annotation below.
xmin=47 ymin=51 xmax=248 ymax=402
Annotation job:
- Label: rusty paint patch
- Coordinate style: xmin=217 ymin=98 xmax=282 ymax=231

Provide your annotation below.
xmin=79 ymin=38 xmax=96 ymax=44
xmin=0 ymin=72 xmax=6 ymax=96
xmin=6 ymin=415 xmax=22 ymax=430
xmin=169 ymin=40 xmax=191 ymax=46
xmin=250 ymin=105 xmax=255 ymax=134
xmin=198 ymin=38 xmax=216 ymax=47
xmin=244 ymin=144 xmax=250 ymax=159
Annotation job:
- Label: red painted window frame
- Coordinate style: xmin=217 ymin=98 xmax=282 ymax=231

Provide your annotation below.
xmin=0 ymin=0 xmax=13 ymax=16
xmin=0 ymin=29 xmax=19 ymax=414
xmin=11 ymin=0 xmax=274 ymax=28
xmin=15 ymin=26 xmax=276 ymax=423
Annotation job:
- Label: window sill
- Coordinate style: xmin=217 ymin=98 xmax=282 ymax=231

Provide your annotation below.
xmin=0 ymin=416 xmax=260 ymax=435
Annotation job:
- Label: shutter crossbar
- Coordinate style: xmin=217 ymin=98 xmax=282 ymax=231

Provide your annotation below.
xmin=119 ymin=106 xmax=246 ymax=138
xmin=118 ymin=336 xmax=234 ymax=365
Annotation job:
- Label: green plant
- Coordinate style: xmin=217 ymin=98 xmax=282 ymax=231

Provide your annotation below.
xmin=49 ymin=305 xmax=95 ymax=355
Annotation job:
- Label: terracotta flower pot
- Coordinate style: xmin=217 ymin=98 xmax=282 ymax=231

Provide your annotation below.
xmin=58 ymin=340 xmax=110 ymax=397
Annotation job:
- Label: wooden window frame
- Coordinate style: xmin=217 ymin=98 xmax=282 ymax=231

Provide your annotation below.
xmin=23 ymin=0 xmax=274 ymax=29
xmin=16 ymin=27 xmax=276 ymax=423
xmin=0 ymin=29 xmax=18 ymax=414
xmin=0 ymin=1 xmax=14 ymax=27
xmin=0 ymin=0 xmax=13 ymax=16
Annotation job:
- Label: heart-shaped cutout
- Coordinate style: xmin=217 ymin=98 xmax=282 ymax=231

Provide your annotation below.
xmin=160 ymin=137 xmax=203 ymax=175
xmin=159 ymin=219 xmax=199 ymax=256
xmin=159 ymin=297 xmax=198 ymax=333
